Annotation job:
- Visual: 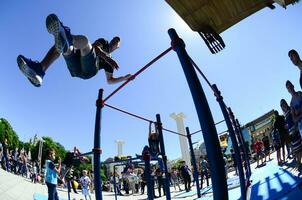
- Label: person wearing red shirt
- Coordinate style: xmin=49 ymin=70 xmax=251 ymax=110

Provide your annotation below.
xmin=253 ymin=139 xmax=265 ymax=168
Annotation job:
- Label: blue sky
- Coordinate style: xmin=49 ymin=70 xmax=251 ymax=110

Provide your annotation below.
xmin=0 ymin=1 xmax=302 ymax=160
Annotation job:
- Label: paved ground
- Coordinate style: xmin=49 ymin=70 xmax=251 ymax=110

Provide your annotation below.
xmin=0 ymin=168 xmax=190 ymax=200
xmin=0 ymin=151 xmax=301 ymax=200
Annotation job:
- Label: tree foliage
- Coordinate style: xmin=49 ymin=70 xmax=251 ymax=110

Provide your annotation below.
xmin=101 ymin=164 xmax=107 ymax=181
xmin=31 ymin=136 xmax=67 ymax=165
xmin=171 ymin=159 xmax=184 ymax=170
xmin=0 ymin=117 xmax=107 ymax=183
xmin=0 ymin=118 xmax=19 ymax=149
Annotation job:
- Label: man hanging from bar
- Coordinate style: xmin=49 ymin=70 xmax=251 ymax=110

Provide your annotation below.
xmin=17 ymin=14 xmax=132 ymax=87
xmin=148 ymin=122 xmax=160 ymax=157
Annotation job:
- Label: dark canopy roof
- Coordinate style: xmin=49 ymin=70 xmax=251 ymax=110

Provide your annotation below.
xmin=165 ymin=0 xmax=297 ymax=34
xmin=165 ymin=0 xmax=298 ymax=53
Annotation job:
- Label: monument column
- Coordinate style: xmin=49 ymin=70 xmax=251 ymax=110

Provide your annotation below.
xmin=170 ymin=112 xmax=192 ymax=169
xmin=115 ymin=140 xmax=125 ymax=156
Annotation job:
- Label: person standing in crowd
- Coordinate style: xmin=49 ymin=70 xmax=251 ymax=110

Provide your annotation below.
xmin=17 ymin=149 xmax=23 ymax=174
xmin=0 ymin=142 xmax=3 ymax=169
xmin=155 ymin=167 xmax=165 ymax=197
xmin=281 ymin=99 xmax=302 ymax=169
xmin=1 ymin=138 xmax=10 ymax=171
xmin=31 ymin=161 xmax=38 ymax=183
xmin=272 ymin=125 xmax=283 ymax=165
xmin=199 ymin=156 xmax=209 ymax=188
xmin=262 ymin=136 xmax=271 ymax=162
xmin=253 ymin=139 xmax=265 ymax=167
xmin=21 ymin=150 xmax=28 ymax=177
xmin=112 ymin=172 xmax=123 ymax=196
xmin=171 ymin=168 xmax=182 ymax=191
xmin=230 ymin=149 xmax=238 ymax=176
xmin=140 ymin=170 xmax=146 ymax=195
xmin=223 ymin=152 xmax=228 ymax=178
xmin=79 ymin=170 xmax=92 ymax=200
xmin=179 ymin=161 xmax=191 ymax=192
xmin=11 ymin=147 xmax=19 ymax=174
xmin=288 ymin=50 xmax=302 ymax=89
xmin=287 ymin=80 xmax=302 ymax=139
xmin=135 ymin=170 xmax=142 ymax=194
xmin=273 ymin=110 xmax=289 ymax=163
xmin=45 ymin=149 xmax=61 ymax=200
xmin=150 ymin=167 xmax=159 ymax=198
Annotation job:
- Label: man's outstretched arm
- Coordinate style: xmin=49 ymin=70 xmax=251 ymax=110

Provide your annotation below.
xmin=105 ymin=72 xmax=132 ymax=84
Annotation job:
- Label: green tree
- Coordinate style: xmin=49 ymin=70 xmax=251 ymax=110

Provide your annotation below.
xmin=19 ymin=141 xmax=34 ymax=152
xmin=31 ymin=136 xmax=67 ymax=165
xmin=0 ymin=118 xmax=20 ymax=149
xmin=74 ymin=157 xmax=93 ymax=178
xmin=171 ymin=159 xmax=184 ymax=170
xmin=101 ymin=164 xmax=107 ymax=181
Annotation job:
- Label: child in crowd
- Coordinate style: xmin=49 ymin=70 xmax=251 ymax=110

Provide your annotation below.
xmin=79 ymin=170 xmax=92 ymax=200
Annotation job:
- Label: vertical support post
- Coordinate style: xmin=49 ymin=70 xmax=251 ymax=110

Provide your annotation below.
xmin=94 ymin=89 xmax=104 ymax=200
xmin=67 ymin=178 xmax=71 ymax=200
xmin=113 ymin=166 xmax=118 ymax=200
xmin=168 ymin=28 xmax=228 ymax=200
xmin=156 ymin=114 xmax=171 ymax=200
xmin=142 ymin=146 xmax=154 ymax=200
xmin=186 ymin=127 xmax=201 ymax=198
xmin=212 ymin=84 xmax=246 ymax=200
xmin=236 ymin=118 xmax=251 ymax=179
xmin=228 ymin=108 xmax=251 ymax=180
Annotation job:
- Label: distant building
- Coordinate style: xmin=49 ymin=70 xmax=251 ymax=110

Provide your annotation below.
xmin=191 ymin=110 xmax=275 ymax=156
xmin=244 ymin=110 xmax=275 ymax=150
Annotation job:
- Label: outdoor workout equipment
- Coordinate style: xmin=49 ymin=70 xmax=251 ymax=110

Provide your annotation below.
xmin=185 ymin=127 xmax=201 ymax=198
xmin=90 ymin=29 xmax=251 ymax=200
xmin=93 ymin=89 xmax=104 ymax=200
xmin=168 ymin=29 xmax=228 ymax=199
xmin=188 ymin=40 xmax=252 ymax=198
xmin=103 ymin=47 xmax=173 ymax=103
xmin=212 ymin=84 xmax=247 ymax=200
xmin=104 ymin=101 xmax=226 ymax=200
xmin=156 ymin=114 xmax=171 ymax=200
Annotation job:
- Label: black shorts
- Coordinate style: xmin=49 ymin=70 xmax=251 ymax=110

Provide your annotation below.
xmin=64 ymin=49 xmax=98 ymax=79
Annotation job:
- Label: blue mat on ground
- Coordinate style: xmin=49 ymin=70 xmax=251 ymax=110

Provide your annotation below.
xmin=250 ymin=163 xmax=302 ymax=200
xmin=195 ymin=164 xmax=302 ymax=200
xmin=200 ymin=176 xmax=241 ymax=195
xmin=279 ymin=184 xmax=302 ymax=200
xmin=174 ymin=190 xmax=196 ymax=198
xmin=194 ymin=184 xmax=242 ymax=200
xmin=33 ymin=193 xmax=67 ymax=200
xmin=174 ymin=177 xmax=241 ymax=198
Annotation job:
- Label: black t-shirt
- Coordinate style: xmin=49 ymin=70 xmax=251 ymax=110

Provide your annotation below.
xmin=148 ymin=136 xmax=160 ymax=156
xmin=96 ymin=38 xmax=114 ymax=74
xmin=49 ymin=160 xmax=55 ymax=170
xmin=274 ymin=115 xmax=287 ymax=139
xmin=179 ymin=165 xmax=190 ymax=177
